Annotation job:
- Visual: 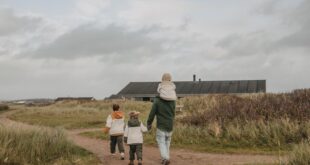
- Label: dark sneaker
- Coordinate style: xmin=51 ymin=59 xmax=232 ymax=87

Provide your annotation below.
xmin=128 ymin=161 xmax=134 ymax=165
xmin=162 ymin=159 xmax=170 ymax=165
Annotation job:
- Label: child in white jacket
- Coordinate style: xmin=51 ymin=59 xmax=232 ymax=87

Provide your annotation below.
xmin=124 ymin=111 xmax=147 ymax=165
xmin=104 ymin=104 xmax=125 ymax=160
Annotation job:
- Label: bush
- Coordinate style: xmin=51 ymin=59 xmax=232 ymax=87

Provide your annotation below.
xmin=173 ymin=90 xmax=310 ymax=152
xmin=0 ymin=104 xmax=9 ymax=111
xmin=288 ymin=141 xmax=310 ymax=165
xmin=180 ymin=89 xmax=310 ymax=126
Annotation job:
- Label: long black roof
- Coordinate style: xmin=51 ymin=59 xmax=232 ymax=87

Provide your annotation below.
xmin=117 ymin=80 xmax=266 ymax=97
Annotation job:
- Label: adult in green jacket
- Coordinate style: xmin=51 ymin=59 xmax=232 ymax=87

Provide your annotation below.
xmin=147 ymin=73 xmax=176 ymax=165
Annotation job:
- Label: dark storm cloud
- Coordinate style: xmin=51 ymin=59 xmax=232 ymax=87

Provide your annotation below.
xmin=0 ymin=7 xmax=42 ymax=36
xmin=31 ymin=24 xmax=164 ymax=60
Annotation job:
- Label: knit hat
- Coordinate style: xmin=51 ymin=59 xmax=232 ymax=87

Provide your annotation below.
xmin=162 ymin=73 xmax=172 ymax=82
xmin=128 ymin=111 xmax=140 ymax=117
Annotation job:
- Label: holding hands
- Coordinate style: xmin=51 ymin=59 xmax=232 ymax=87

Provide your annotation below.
xmin=147 ymin=125 xmax=152 ymax=131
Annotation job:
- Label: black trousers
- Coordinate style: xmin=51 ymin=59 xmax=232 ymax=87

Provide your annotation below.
xmin=110 ymin=135 xmax=124 ymax=153
xmin=129 ymin=144 xmax=143 ymax=160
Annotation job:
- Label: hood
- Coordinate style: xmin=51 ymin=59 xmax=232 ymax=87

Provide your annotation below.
xmin=128 ymin=118 xmax=140 ymax=127
xmin=111 ymin=111 xmax=124 ymax=119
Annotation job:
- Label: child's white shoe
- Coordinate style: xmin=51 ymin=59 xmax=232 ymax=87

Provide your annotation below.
xmin=120 ymin=152 xmax=125 ymax=160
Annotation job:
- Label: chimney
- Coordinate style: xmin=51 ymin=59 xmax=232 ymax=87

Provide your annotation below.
xmin=193 ymin=74 xmax=196 ymax=82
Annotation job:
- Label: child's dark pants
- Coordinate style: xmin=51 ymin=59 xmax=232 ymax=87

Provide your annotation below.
xmin=110 ymin=135 xmax=124 ymax=153
xmin=129 ymin=144 xmax=143 ymax=160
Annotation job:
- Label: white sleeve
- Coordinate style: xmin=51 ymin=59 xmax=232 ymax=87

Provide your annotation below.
xmin=157 ymin=84 xmax=161 ymax=93
xmin=124 ymin=124 xmax=129 ymax=137
xmin=106 ymin=115 xmax=112 ymax=128
xmin=140 ymin=123 xmax=148 ymax=133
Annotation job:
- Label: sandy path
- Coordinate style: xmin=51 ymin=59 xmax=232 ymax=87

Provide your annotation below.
xmin=69 ymin=128 xmax=285 ymax=165
xmin=0 ymin=110 xmax=286 ymax=165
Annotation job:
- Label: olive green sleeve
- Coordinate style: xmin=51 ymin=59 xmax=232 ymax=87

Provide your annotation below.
xmin=147 ymin=99 xmax=157 ymax=126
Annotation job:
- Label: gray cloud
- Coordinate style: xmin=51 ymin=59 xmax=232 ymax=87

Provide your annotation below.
xmin=0 ymin=8 xmax=42 ymax=36
xmin=215 ymin=31 xmax=273 ymax=58
xmin=31 ymin=24 xmax=164 ymax=61
xmin=216 ymin=0 xmax=310 ymax=58
xmin=207 ymin=0 xmax=310 ymax=93
xmin=275 ymin=0 xmax=310 ymax=49
xmin=255 ymin=0 xmax=281 ymax=15
xmin=1 ymin=0 xmax=310 ymax=100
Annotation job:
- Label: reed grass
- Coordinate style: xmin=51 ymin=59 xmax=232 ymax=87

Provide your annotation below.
xmin=288 ymin=140 xmax=310 ymax=165
xmin=180 ymin=89 xmax=310 ymax=125
xmin=0 ymin=123 xmax=99 ymax=165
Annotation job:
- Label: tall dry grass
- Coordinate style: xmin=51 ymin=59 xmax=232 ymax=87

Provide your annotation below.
xmin=10 ymin=100 xmax=152 ymax=129
xmin=172 ymin=119 xmax=310 ymax=151
xmin=288 ymin=141 xmax=310 ymax=165
xmin=172 ymin=89 xmax=310 ymax=152
xmin=180 ymin=89 xmax=310 ymax=125
xmin=0 ymin=123 xmax=95 ymax=165
xmin=10 ymin=89 xmax=310 ymax=154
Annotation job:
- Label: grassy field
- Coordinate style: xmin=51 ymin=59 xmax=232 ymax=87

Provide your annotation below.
xmin=77 ymin=89 xmax=310 ymax=155
xmin=175 ymin=89 xmax=310 ymax=152
xmin=0 ymin=122 xmax=100 ymax=165
xmin=80 ymin=123 xmax=290 ymax=154
xmin=10 ymin=100 xmax=151 ymax=129
xmin=8 ymin=89 xmax=310 ymax=162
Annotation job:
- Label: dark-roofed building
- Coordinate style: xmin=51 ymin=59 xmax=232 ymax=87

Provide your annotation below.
xmin=55 ymin=97 xmax=96 ymax=102
xmin=110 ymin=80 xmax=266 ymax=101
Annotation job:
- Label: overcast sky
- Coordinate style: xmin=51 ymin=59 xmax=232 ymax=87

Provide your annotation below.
xmin=0 ymin=0 xmax=309 ymax=100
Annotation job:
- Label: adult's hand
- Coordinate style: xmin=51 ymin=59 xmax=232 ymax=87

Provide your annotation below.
xmin=147 ymin=125 xmax=152 ymax=131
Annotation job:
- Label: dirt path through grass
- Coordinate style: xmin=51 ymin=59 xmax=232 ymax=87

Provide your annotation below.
xmin=1 ymin=110 xmax=285 ymax=165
